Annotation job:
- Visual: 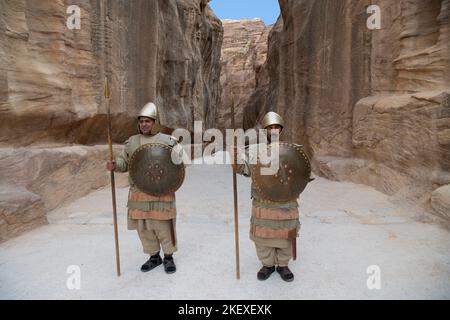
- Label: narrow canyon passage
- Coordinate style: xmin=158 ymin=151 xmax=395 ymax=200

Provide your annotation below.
xmin=1 ymin=160 xmax=449 ymax=299
xmin=0 ymin=0 xmax=449 ymax=300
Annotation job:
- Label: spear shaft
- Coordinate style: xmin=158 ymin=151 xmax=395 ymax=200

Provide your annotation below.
xmin=231 ymin=98 xmax=240 ymax=279
xmin=105 ymin=78 xmax=121 ymax=277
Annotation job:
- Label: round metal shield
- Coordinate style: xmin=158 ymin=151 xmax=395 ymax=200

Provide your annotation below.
xmin=252 ymin=142 xmax=311 ymax=202
xmin=129 ymin=143 xmax=185 ymax=196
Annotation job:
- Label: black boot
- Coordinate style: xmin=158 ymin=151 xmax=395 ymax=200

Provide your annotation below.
xmin=163 ymin=254 xmax=176 ymax=274
xmin=257 ymin=266 xmax=275 ymax=281
xmin=276 ymin=266 xmax=294 ymax=282
xmin=140 ymin=253 xmax=162 ymax=272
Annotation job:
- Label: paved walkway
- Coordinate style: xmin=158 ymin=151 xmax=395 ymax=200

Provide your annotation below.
xmin=1 ymin=161 xmax=449 ymax=299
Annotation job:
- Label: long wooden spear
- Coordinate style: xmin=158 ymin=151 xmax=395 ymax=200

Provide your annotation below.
xmin=231 ymin=98 xmax=240 ymax=279
xmin=105 ymin=77 xmax=121 ymax=277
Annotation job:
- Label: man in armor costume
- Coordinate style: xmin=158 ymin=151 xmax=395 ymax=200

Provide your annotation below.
xmin=106 ymin=102 xmax=183 ymax=274
xmin=235 ymin=111 xmax=310 ymax=282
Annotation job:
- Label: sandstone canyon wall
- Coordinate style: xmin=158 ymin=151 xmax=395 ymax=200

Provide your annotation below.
xmin=243 ymin=0 xmax=450 ymax=223
xmin=0 ymin=0 xmax=222 ymax=146
xmin=218 ymin=19 xmax=270 ymax=130
xmin=0 ymin=0 xmax=223 ymax=241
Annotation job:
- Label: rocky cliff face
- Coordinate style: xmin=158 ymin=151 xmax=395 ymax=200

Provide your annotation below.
xmin=0 ymin=0 xmax=223 ymax=147
xmin=0 ymin=0 xmax=223 ymax=241
xmin=244 ymin=0 xmax=450 ymax=222
xmin=218 ymin=19 xmax=270 ymax=130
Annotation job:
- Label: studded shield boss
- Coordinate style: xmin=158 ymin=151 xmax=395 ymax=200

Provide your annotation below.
xmin=252 ymin=142 xmax=312 ymax=202
xmin=129 ymin=143 xmax=185 ymax=196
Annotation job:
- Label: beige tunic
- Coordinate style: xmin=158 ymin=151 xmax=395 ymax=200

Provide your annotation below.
xmin=115 ymin=133 xmax=181 ymax=231
xmin=236 ymin=143 xmax=301 ymax=240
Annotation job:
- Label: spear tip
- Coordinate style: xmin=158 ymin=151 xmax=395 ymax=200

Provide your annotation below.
xmin=104 ymin=77 xmax=110 ymax=99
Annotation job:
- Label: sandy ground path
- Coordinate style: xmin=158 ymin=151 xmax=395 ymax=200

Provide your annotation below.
xmin=1 ymin=159 xmax=449 ymax=299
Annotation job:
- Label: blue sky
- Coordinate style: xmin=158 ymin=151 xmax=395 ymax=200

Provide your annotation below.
xmin=209 ymin=0 xmax=280 ymax=26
